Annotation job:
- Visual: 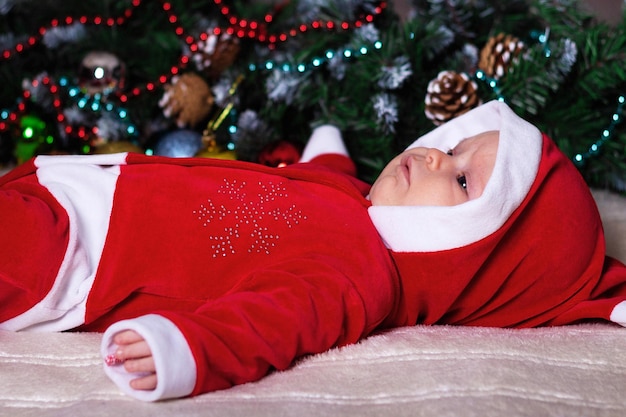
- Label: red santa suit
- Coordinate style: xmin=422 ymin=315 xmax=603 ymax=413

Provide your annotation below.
xmin=2 ymin=102 xmax=626 ymax=402
xmin=0 ymin=126 xmax=399 ymax=400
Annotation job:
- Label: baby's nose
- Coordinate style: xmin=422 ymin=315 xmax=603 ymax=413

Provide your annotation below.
xmin=425 ymin=148 xmax=446 ymax=170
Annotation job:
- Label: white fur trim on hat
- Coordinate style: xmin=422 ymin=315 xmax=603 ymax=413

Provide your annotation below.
xmin=368 ymin=100 xmax=542 ymax=252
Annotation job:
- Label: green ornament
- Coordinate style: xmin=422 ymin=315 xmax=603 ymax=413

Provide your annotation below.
xmin=15 ymin=114 xmax=55 ymax=164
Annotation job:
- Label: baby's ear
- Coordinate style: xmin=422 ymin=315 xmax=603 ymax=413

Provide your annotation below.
xmin=300 ymin=125 xmax=349 ymax=162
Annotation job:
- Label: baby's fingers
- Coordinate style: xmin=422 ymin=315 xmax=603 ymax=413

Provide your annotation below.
xmin=123 ymin=356 xmax=156 ymax=374
xmin=116 ymin=340 xmax=152 ymax=362
xmin=129 ymin=373 xmax=158 ymax=391
xmin=113 ymin=329 xmax=145 ymax=345
xmin=104 ymin=329 xmax=158 ymax=391
xmin=105 ymin=330 xmax=153 ymax=368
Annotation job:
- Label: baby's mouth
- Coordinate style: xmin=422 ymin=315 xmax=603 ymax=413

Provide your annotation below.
xmin=404 ymin=164 xmax=411 ymax=183
xmin=399 ymin=157 xmax=411 ymax=183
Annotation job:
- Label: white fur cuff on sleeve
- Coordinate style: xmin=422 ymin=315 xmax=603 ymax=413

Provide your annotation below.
xmin=300 ymin=125 xmax=348 ymax=162
xmin=101 ymin=314 xmax=197 ymax=401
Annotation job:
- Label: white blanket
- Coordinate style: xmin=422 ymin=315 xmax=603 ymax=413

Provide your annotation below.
xmin=2 ymin=324 xmax=626 ymax=417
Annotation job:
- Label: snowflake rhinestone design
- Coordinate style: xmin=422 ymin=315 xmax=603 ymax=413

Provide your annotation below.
xmin=192 ymin=178 xmax=307 ymax=257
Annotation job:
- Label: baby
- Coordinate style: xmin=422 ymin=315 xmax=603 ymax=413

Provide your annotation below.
xmin=2 ymin=101 xmax=625 ymax=401
xmin=111 ymin=128 xmax=500 ymax=392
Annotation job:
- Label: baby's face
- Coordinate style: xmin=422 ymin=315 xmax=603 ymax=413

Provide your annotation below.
xmin=369 ymin=131 xmax=499 ymax=206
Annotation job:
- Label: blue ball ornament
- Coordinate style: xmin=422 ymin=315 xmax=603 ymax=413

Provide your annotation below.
xmin=153 ymin=129 xmax=203 ymax=158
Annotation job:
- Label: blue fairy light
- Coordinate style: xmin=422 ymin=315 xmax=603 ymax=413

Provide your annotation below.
xmin=246 ymin=40 xmax=384 ymax=77
xmin=572 ymin=95 xmax=625 ymax=166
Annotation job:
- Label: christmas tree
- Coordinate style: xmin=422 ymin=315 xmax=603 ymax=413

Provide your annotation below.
xmin=1 ymin=0 xmax=625 ymax=190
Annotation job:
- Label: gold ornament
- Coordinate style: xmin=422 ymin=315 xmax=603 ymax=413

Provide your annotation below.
xmin=92 ymin=141 xmax=143 ymax=154
xmin=196 ymin=75 xmax=244 ymax=160
xmin=159 ymin=73 xmax=214 ymax=128
xmin=424 ymin=71 xmax=480 ymax=126
xmin=196 ymin=136 xmax=237 ymax=160
xmin=478 ymin=33 xmax=525 ymax=79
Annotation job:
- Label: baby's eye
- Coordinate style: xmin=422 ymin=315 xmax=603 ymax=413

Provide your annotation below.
xmin=456 ymin=175 xmax=467 ymax=190
xmin=446 ymin=149 xmax=454 ymax=156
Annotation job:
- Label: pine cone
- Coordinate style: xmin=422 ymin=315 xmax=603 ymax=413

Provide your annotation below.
xmin=159 ymin=73 xmax=214 ymax=128
xmin=193 ymin=33 xmax=240 ymax=79
xmin=424 ymin=71 xmax=480 ymax=125
xmin=478 ymin=33 xmax=525 ymax=79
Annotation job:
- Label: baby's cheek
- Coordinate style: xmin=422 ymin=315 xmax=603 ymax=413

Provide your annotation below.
xmin=369 ymin=178 xmax=396 ymax=206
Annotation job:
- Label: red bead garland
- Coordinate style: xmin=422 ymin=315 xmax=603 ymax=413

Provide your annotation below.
xmin=1 ymin=1 xmax=143 ymax=61
xmin=1 ymin=0 xmax=386 ymax=61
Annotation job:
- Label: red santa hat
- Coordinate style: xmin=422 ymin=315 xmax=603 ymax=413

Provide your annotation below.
xmin=369 ymin=100 xmax=626 ymax=328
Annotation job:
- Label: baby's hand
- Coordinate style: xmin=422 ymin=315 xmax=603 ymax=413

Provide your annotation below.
xmin=109 ymin=330 xmax=157 ymax=391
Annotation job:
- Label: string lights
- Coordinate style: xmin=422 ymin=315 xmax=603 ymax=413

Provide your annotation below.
xmin=2 ymin=1 xmax=618 ymax=168
xmin=0 ymin=0 xmax=143 ymax=62
xmin=0 ymin=0 xmax=386 ymax=148
xmin=248 ymin=40 xmax=383 ymax=73
xmin=573 ymin=95 xmax=625 ymax=166
xmin=476 ymin=68 xmax=624 ymax=166
xmin=1 ymin=0 xmax=386 ymax=64
xmin=475 ymin=27 xmax=624 ymax=166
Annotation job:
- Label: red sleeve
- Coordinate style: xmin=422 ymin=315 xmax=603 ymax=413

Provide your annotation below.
xmin=0 ymin=172 xmax=69 ymax=325
xmin=156 ymin=258 xmax=374 ymax=396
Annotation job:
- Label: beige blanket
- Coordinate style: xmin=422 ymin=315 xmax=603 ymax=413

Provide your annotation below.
xmin=1 ymin=189 xmax=625 ymax=417
xmin=2 ymin=324 xmax=626 ymax=417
